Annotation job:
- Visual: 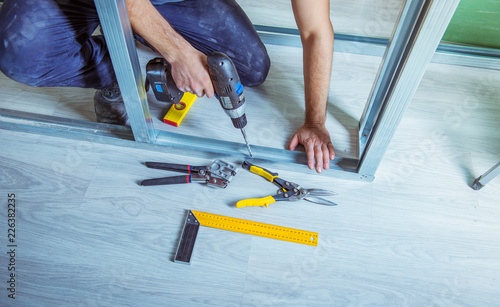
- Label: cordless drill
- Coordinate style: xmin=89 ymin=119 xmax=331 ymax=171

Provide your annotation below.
xmin=145 ymin=52 xmax=252 ymax=157
xmin=207 ymin=52 xmax=252 ymax=157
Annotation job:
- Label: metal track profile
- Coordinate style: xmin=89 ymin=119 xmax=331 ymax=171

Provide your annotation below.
xmin=255 ymin=25 xmax=500 ymax=70
xmin=0 ymin=108 xmax=366 ymax=181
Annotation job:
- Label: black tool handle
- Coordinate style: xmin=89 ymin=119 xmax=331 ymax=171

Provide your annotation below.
xmin=141 ymin=175 xmax=194 ymax=186
xmin=145 ymin=162 xmax=207 ymax=173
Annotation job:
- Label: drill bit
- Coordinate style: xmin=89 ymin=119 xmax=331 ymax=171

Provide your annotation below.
xmin=240 ymin=128 xmax=253 ymax=157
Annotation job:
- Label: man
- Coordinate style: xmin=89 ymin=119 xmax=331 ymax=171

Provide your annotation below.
xmin=0 ymin=0 xmax=334 ymax=173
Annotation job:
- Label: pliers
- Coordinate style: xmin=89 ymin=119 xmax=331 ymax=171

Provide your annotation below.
xmin=141 ymin=160 xmax=238 ymax=188
xmin=236 ymin=161 xmax=338 ymax=208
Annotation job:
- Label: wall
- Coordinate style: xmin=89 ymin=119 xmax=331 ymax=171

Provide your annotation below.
xmin=442 ymin=0 xmax=500 ymax=49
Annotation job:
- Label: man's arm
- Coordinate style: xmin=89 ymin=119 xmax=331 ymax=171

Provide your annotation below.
xmin=289 ymin=0 xmax=334 ymax=173
xmin=125 ymin=0 xmax=214 ymax=98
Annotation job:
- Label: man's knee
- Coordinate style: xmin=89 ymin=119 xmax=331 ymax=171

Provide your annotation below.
xmin=0 ymin=45 xmax=45 ymax=87
xmin=0 ymin=26 xmax=65 ymax=87
xmin=238 ymin=46 xmax=271 ymax=87
xmin=0 ymin=0 xmax=86 ymax=87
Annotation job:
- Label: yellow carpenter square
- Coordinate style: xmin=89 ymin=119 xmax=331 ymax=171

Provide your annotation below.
xmin=163 ymin=92 xmax=197 ymax=127
xmin=191 ymin=210 xmax=318 ymax=246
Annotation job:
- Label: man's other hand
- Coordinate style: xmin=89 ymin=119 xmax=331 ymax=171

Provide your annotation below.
xmin=289 ymin=123 xmax=335 ymax=173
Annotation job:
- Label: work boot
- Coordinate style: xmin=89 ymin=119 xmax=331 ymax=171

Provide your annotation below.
xmin=94 ymin=82 xmax=128 ymax=125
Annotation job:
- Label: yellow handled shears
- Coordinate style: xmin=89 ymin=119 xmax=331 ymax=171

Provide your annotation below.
xmin=236 ymin=161 xmax=338 ymax=208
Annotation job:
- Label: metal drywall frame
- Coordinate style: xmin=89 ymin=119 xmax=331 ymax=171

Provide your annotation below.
xmin=92 ymin=0 xmax=369 ymax=181
xmin=93 ymin=0 xmax=461 ymax=179
xmin=0 ymin=0 xmax=464 ymax=181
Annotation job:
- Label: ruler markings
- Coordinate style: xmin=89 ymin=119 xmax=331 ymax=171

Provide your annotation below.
xmin=175 ymin=210 xmax=318 ymax=264
xmin=192 ymin=210 xmax=318 ymax=246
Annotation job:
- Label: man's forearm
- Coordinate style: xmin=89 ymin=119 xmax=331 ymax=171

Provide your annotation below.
xmin=125 ymin=0 xmax=189 ymax=62
xmin=291 ymin=0 xmax=334 ymax=126
xmin=286 ymin=0 xmax=335 ymax=171
xmin=302 ymin=28 xmax=334 ymax=126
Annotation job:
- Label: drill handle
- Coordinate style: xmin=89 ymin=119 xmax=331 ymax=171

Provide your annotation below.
xmin=207 ymin=52 xmax=245 ymax=109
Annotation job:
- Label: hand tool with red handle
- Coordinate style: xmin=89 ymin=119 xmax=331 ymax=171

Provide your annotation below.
xmin=141 ymin=160 xmax=238 ymax=188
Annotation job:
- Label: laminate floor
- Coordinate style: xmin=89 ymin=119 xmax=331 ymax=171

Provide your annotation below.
xmin=1 ymin=1 xmax=500 ymax=306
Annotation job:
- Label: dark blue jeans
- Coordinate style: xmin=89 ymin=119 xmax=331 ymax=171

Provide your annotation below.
xmin=0 ymin=0 xmax=270 ymax=89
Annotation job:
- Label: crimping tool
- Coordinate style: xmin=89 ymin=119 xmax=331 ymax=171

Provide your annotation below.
xmin=141 ymin=160 xmax=238 ymax=188
xmin=236 ymin=161 xmax=338 ymax=208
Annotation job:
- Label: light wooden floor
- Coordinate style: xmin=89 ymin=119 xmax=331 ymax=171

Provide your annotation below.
xmin=1 ymin=1 xmax=500 ymax=306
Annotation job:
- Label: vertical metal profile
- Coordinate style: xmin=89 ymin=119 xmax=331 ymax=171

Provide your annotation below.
xmin=357 ymin=0 xmax=461 ymax=175
xmin=358 ymin=0 xmax=427 ymax=152
xmin=94 ymin=0 xmax=156 ymax=143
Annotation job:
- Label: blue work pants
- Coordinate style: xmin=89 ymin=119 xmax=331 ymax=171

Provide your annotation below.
xmin=0 ymin=0 xmax=270 ymax=89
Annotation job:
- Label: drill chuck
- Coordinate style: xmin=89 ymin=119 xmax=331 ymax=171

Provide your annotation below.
xmin=231 ymin=114 xmax=247 ymax=129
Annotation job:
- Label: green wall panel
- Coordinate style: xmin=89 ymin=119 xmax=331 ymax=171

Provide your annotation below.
xmin=442 ymin=0 xmax=500 ymax=49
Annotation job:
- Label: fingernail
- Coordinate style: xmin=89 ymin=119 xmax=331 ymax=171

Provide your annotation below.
xmin=308 ymin=163 xmax=314 ymax=170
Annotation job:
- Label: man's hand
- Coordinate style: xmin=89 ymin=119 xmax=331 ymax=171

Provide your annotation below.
xmin=289 ymin=123 xmax=335 ymax=173
xmin=169 ymin=49 xmax=214 ymax=98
